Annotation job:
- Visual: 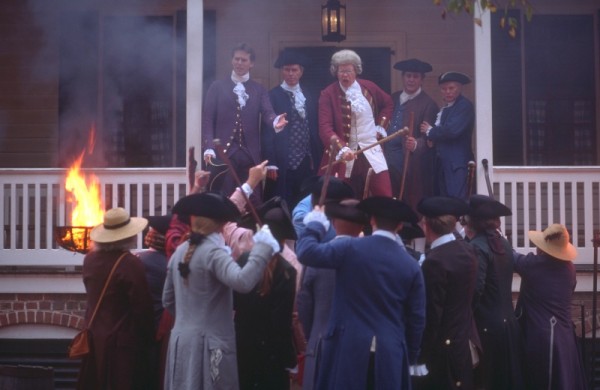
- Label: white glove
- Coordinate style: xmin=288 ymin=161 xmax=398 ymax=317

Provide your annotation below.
xmin=336 ymin=146 xmax=352 ymax=161
xmin=253 ymin=224 xmax=280 ymax=253
xmin=303 ymin=209 xmax=330 ymax=231
xmin=203 ymin=149 xmax=216 ymax=159
xmin=409 ymin=364 xmax=428 ymax=376
xmin=375 ymin=125 xmax=387 ymax=138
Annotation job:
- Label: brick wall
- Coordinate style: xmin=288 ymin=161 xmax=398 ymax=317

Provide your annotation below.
xmin=0 ymin=293 xmax=86 ymax=330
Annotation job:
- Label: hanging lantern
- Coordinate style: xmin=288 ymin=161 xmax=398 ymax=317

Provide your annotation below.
xmin=321 ymin=0 xmax=346 ymax=43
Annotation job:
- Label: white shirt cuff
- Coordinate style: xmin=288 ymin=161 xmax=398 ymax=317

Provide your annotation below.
xmin=409 ymin=364 xmax=428 ymax=376
xmin=240 ymin=183 xmax=253 ymax=198
xmin=204 ymin=149 xmax=216 ymax=158
xmin=273 ymin=114 xmax=285 ymax=133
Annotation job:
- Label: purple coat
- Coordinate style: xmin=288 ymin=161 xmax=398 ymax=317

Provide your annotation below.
xmin=202 ymin=78 xmax=277 ymax=164
xmin=513 ymin=251 xmax=588 ymax=390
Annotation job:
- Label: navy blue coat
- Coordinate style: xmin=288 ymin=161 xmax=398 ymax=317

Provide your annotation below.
xmin=426 ymin=95 xmax=474 ymax=199
xmin=297 ymin=223 xmax=426 ymax=390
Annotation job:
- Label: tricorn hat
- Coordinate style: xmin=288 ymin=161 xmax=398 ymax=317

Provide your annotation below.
xmin=393 ymin=58 xmax=433 ymax=74
xmin=302 ymin=176 xmax=355 ymax=204
xmin=90 ymin=207 xmax=148 ymax=243
xmin=274 ymin=49 xmax=309 ymax=68
xmin=399 ymin=222 xmax=425 ymax=241
xmin=438 ymin=71 xmax=471 ymax=85
xmin=325 ymin=198 xmax=369 ymax=225
xmin=146 ymin=215 xmax=172 ymax=236
xmin=528 ymin=224 xmax=577 ymax=262
xmin=172 ymin=192 xmax=240 ymax=222
xmin=468 ymin=194 xmax=512 ymax=219
xmin=239 ymin=196 xmax=297 ymax=241
xmin=417 ymin=196 xmax=470 ymax=218
xmin=358 ymin=196 xmax=418 ymax=224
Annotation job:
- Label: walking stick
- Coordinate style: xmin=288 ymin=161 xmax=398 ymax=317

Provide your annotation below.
xmin=481 ymin=158 xmax=494 ymax=199
xmin=188 ymin=146 xmax=198 ymax=190
xmin=398 ymin=112 xmax=415 ymax=200
xmin=363 ymin=168 xmax=374 ymax=200
xmin=319 ymin=127 xmax=409 ymax=171
xmin=318 ymin=138 xmax=338 ymax=207
xmin=212 ymin=138 xmax=262 ymax=225
xmin=465 ymin=160 xmax=476 ymax=198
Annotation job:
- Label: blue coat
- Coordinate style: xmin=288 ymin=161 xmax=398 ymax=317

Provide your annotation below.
xmin=426 ymin=95 xmax=474 ymax=199
xmin=297 ymin=223 xmax=426 ymax=390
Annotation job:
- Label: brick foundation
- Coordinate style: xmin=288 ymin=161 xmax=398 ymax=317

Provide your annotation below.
xmin=0 ymin=293 xmax=86 ymax=330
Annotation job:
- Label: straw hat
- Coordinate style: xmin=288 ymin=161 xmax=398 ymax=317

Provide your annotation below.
xmin=90 ymin=207 xmax=148 ymax=243
xmin=528 ymin=223 xmax=577 ymax=261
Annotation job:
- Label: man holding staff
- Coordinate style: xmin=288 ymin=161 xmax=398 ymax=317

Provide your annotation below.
xmin=318 ymin=49 xmax=394 ymax=197
xmin=386 ymin=59 xmax=438 ymax=209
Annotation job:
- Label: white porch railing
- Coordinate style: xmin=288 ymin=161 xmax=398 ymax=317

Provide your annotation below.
xmin=2 ymin=166 xmax=600 ymax=265
xmin=1 ymin=168 xmax=187 ymax=266
xmin=492 ymin=166 xmax=600 ymax=265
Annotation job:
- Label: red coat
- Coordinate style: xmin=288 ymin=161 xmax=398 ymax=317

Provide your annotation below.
xmin=317 ymin=79 xmax=393 ymax=178
xmin=78 ymin=250 xmax=155 ymax=390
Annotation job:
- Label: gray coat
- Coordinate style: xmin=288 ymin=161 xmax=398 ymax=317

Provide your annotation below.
xmin=162 ymin=236 xmax=272 ymax=390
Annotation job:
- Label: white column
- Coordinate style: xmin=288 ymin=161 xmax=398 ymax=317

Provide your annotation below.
xmin=186 ymin=0 xmax=203 ymax=192
xmin=474 ymin=10 xmax=493 ymax=195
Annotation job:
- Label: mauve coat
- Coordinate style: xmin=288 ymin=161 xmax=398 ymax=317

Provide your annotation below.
xmin=162 ymin=237 xmax=272 ymax=390
xmin=202 ymin=78 xmax=277 ymax=165
xmin=78 ymin=250 xmax=155 ymax=390
xmin=513 ymin=251 xmax=588 ymax=390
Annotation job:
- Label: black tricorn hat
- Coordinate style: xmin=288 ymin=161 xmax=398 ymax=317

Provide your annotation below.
xmin=146 ymin=215 xmax=172 ymax=236
xmin=302 ymin=176 xmax=355 ymax=203
xmin=438 ymin=71 xmax=471 ymax=85
xmin=238 ymin=196 xmax=297 ymax=241
xmin=358 ymin=196 xmax=418 ymax=224
xmin=172 ymin=192 xmax=240 ymax=222
xmin=399 ymin=222 xmax=425 ymax=241
xmin=417 ymin=196 xmax=470 ymax=218
xmin=393 ymin=58 xmax=433 ymax=74
xmin=274 ymin=49 xmax=309 ymax=68
xmin=325 ymin=199 xmax=369 ymax=225
xmin=468 ymin=194 xmax=512 ymax=219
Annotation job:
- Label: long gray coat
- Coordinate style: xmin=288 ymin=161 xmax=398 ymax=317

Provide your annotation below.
xmin=162 ymin=236 xmax=272 ymax=390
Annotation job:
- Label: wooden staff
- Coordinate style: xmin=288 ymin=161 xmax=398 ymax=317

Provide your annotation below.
xmin=398 ymin=112 xmax=415 ymax=200
xmin=363 ymin=168 xmax=374 ymax=199
xmin=320 ymin=127 xmax=409 ymax=171
xmin=318 ymin=138 xmax=338 ymax=207
xmin=466 ymin=160 xmax=476 ymax=198
xmin=481 ymin=158 xmax=494 ymax=199
xmin=213 ymin=138 xmax=262 ymax=225
xmin=188 ymin=146 xmax=198 ymax=190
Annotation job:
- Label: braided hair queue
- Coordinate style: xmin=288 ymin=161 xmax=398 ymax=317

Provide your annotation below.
xmin=178 ymin=232 xmax=206 ymax=280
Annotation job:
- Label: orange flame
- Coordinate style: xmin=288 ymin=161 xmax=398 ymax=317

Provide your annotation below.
xmin=65 ymin=125 xmax=104 ymax=232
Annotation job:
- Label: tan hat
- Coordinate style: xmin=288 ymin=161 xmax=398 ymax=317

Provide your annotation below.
xmin=90 ymin=207 xmax=148 ymax=243
xmin=528 ymin=224 xmax=577 ymax=261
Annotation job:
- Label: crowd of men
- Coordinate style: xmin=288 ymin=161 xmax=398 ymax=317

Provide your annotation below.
xmin=75 ymin=44 xmax=588 ymax=390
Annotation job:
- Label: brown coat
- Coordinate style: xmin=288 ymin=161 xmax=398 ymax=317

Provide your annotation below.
xmin=77 ymin=250 xmax=155 ymax=390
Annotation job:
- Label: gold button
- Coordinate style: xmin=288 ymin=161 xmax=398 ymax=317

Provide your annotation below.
xmin=483 ymin=328 xmax=487 ymax=332
xmin=445 ymin=339 xmax=451 ymax=345
xmin=456 ymin=381 xmax=462 ymax=387
xmin=503 ymin=318 xmax=507 ymax=323
xmin=345 ymin=133 xmax=350 ymax=137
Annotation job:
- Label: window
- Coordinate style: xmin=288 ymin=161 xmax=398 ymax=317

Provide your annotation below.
xmin=492 ymin=12 xmax=597 ymax=165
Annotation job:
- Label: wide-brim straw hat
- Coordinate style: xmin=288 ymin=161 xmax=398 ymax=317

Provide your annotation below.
xmin=90 ymin=207 xmax=148 ymax=243
xmin=528 ymin=223 xmax=578 ymax=261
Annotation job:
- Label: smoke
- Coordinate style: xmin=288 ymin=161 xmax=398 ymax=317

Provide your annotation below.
xmin=25 ymin=0 xmax=185 ymax=168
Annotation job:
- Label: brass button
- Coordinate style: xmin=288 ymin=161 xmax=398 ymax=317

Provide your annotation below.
xmin=445 ymin=339 xmax=451 ymax=345
xmin=456 ymin=381 xmax=462 ymax=387
xmin=483 ymin=328 xmax=487 ymax=332
xmin=503 ymin=318 xmax=507 ymax=323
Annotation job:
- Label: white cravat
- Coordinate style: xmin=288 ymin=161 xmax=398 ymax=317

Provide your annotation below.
xmin=342 ymin=81 xmax=369 ymax=113
xmin=399 ymin=88 xmax=422 ymax=105
xmin=281 ymin=82 xmax=306 ymax=118
xmin=231 ymin=71 xmax=250 ymax=108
